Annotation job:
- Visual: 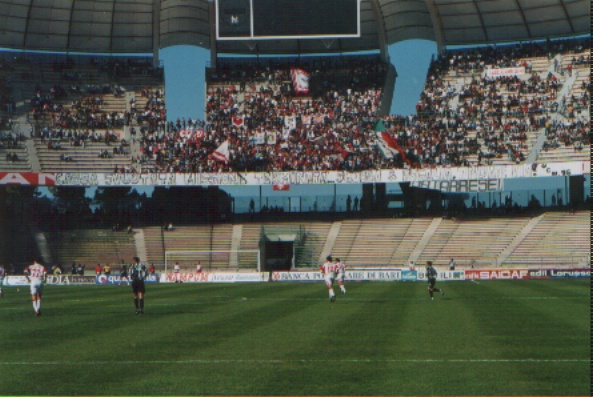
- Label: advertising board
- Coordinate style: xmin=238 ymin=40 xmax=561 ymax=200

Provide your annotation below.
xmin=46 ymin=275 xmax=97 ymax=285
xmin=96 ymin=274 xmax=160 ymax=285
xmin=465 ymin=269 xmax=529 ymax=280
xmin=160 ymin=272 xmax=268 ymax=283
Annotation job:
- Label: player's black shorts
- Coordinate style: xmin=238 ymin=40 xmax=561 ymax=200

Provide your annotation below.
xmin=132 ymin=279 xmax=145 ymax=294
xmin=427 ymin=278 xmax=436 ymax=289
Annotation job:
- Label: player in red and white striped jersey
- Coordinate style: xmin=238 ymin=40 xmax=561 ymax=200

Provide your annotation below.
xmin=24 ymin=259 xmax=47 ymax=316
xmin=320 ymin=256 xmax=339 ymax=302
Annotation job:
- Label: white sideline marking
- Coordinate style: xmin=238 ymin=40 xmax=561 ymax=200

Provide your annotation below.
xmin=470 ymin=280 xmax=481 ymax=285
xmin=0 ymin=358 xmax=587 ymax=366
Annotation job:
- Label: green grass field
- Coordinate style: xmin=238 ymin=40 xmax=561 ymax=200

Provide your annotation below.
xmin=0 ymin=279 xmax=589 ymax=396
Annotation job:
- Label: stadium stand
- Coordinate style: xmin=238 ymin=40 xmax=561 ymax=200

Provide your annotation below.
xmin=42 ymin=228 xmax=137 ymax=269
xmin=136 ymin=56 xmax=389 ymax=173
xmin=416 ymin=217 xmax=532 ymax=267
xmin=161 ymin=224 xmax=234 ymax=270
xmin=143 ymin=226 xmax=167 ymax=266
xmin=503 ymin=211 xmax=589 ymax=267
xmin=0 ymin=53 xmax=165 ymax=173
xmin=31 ymin=210 xmax=589 ymax=271
xmin=123 ymin=39 xmax=590 ymax=174
xmin=0 ymin=37 xmax=588 ymax=175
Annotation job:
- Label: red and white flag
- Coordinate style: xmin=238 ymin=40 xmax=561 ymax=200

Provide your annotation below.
xmin=211 ymin=141 xmax=230 ymax=163
xmin=232 ymin=115 xmax=244 ymax=127
xmin=193 ymin=128 xmax=205 ymax=142
xmin=273 ymin=184 xmax=290 ymax=191
xmin=291 ymin=68 xmax=310 ymax=94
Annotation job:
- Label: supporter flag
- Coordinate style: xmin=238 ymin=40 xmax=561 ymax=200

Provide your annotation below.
xmin=376 ymin=139 xmax=396 ymax=159
xmin=312 ymin=114 xmax=324 ymax=124
xmin=266 ymin=131 xmax=277 ymax=145
xmin=375 ymin=132 xmax=399 ymax=160
xmin=249 ymin=131 xmax=265 ymax=145
xmin=273 ymin=184 xmax=290 ymax=191
xmin=284 ymin=115 xmax=296 ymax=130
xmin=291 ymin=68 xmax=310 ymax=94
xmin=374 ymin=120 xmax=410 ymax=165
xmin=232 ymin=115 xmax=244 ymax=127
xmin=193 ymin=128 xmax=205 ymax=142
xmin=340 ymin=147 xmax=351 ymax=160
xmin=211 ymin=141 xmax=230 ymax=163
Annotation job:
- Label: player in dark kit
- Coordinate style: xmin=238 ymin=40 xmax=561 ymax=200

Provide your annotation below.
xmin=130 ymin=256 xmax=148 ymax=314
xmin=426 ymin=261 xmax=444 ymax=300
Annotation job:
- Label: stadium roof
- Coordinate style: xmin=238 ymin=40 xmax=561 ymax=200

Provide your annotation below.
xmin=0 ymin=0 xmax=588 ymax=55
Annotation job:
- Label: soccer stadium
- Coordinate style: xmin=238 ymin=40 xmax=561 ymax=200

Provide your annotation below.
xmin=0 ymin=1 xmax=590 ymax=396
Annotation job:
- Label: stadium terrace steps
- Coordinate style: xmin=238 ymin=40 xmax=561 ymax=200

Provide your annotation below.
xmin=0 ymin=146 xmax=32 ymax=171
xmin=299 ymin=222 xmax=333 ymax=267
xmin=142 ymin=226 xmax=166 ymax=267
xmin=237 ymin=223 xmax=262 ymax=268
xmin=229 ymin=224 xmax=243 ymax=268
xmin=33 ymin=138 xmax=134 ymax=172
xmin=319 ymin=221 xmax=341 ymax=266
xmin=503 ymin=211 xmax=590 ymax=266
xmin=162 ymin=225 xmax=234 ymax=270
xmin=416 ymin=217 xmax=531 ymax=267
xmin=332 ymin=218 xmax=436 ymax=267
xmin=438 ymin=50 xmax=588 ymax=167
xmin=37 ymin=212 xmax=587 ymax=271
xmin=408 ymin=218 xmax=441 ymax=265
xmin=132 ymin=228 xmax=148 ymax=263
xmin=497 ymin=215 xmax=543 ymax=266
xmin=535 ymin=141 xmax=590 ymax=163
xmin=43 ymin=229 xmax=136 ymax=268
xmin=388 ymin=218 xmax=434 ymax=266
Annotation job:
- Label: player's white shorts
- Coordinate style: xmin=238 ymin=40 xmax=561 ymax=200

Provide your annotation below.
xmin=324 ymin=274 xmax=335 ymax=288
xmin=336 ymin=273 xmax=345 ymax=283
xmin=30 ymin=281 xmax=44 ymax=295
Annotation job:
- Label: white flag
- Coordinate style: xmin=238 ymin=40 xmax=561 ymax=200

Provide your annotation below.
xmin=291 ymin=68 xmax=310 ymax=94
xmin=211 ymin=141 xmax=230 ymax=163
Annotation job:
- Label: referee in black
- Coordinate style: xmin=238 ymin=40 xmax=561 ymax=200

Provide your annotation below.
xmin=130 ymin=256 xmax=148 ymax=314
xmin=426 ymin=261 xmax=444 ymax=300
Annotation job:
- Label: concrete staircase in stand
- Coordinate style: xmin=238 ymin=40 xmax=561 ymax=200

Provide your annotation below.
xmin=229 ymin=224 xmax=243 ymax=268
xmin=407 ymin=217 xmax=442 ymax=264
xmin=132 ymin=229 xmax=148 ymax=263
xmin=34 ymin=232 xmax=53 ymax=265
xmin=319 ymin=221 xmax=342 ymax=265
xmin=496 ymin=215 xmax=543 ymax=266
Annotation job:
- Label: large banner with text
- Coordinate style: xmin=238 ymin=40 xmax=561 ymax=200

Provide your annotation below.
xmin=0 ymin=161 xmax=588 ymax=187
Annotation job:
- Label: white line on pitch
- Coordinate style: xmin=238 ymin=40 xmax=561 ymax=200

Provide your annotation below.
xmin=0 ymin=358 xmax=587 ymax=366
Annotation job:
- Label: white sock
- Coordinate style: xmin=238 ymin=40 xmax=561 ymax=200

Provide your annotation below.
xmin=33 ymin=300 xmax=39 ymax=311
xmin=329 ymin=289 xmax=335 ymax=298
xmin=37 ymin=299 xmax=41 ymax=310
xmin=340 ymin=285 xmax=346 ymax=293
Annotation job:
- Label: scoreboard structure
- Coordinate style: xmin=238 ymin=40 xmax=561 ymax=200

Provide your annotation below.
xmin=216 ymin=0 xmax=360 ymax=40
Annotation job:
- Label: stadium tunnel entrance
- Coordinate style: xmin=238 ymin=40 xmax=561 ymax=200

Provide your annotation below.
xmin=260 ymin=234 xmax=298 ymax=272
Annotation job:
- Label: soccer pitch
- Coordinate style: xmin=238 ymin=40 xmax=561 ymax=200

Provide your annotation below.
xmin=0 ymin=280 xmax=589 ymax=396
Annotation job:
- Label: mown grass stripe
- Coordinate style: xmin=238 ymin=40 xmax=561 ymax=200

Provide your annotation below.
xmin=1 ymin=358 xmax=587 ymax=365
